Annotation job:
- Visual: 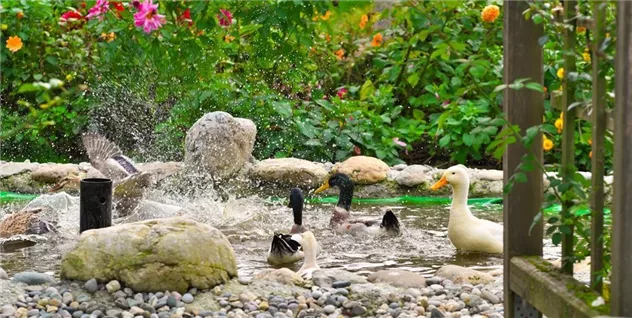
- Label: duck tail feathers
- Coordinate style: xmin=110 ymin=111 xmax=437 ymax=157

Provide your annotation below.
xmin=270 ymin=232 xmax=301 ymax=256
xmin=82 ymin=133 xmax=122 ymax=163
xmin=380 ymin=210 xmax=400 ymax=234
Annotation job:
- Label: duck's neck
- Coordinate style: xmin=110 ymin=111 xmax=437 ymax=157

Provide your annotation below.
xmin=337 ymin=183 xmax=353 ymax=211
xmin=450 ymin=184 xmax=473 ymax=218
xmin=302 ymin=235 xmax=318 ymax=268
xmin=293 ymin=205 xmax=302 ymax=227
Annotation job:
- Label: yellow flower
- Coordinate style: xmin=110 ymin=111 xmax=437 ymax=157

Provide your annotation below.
xmin=606 ymin=33 xmax=611 ymax=39
xmin=588 ymin=138 xmax=592 ymax=146
xmin=65 ymin=74 xmax=73 ymax=81
xmin=555 ymin=118 xmax=563 ymax=133
xmin=224 ymin=35 xmax=235 ymax=43
xmin=543 ymin=137 xmax=554 ymax=151
xmin=481 ymin=5 xmax=500 ymax=23
xmin=359 ymin=14 xmax=368 ymax=29
xmin=577 ymin=26 xmax=586 ymax=34
xmin=312 ymin=15 xmax=319 ymax=22
xmin=107 ymin=32 xmax=115 ymax=42
xmin=6 ymin=35 xmax=23 ymax=53
xmin=1 ymin=24 xmax=7 ymax=31
xmin=557 ymin=68 xmax=564 ymax=79
xmin=589 ymin=151 xmax=592 ymax=158
xmin=334 ymin=48 xmax=344 ymax=60
xmin=321 ymin=11 xmax=331 ymax=20
xmin=371 ymin=33 xmax=383 ymax=47
xmin=583 ymin=52 xmax=591 ymax=63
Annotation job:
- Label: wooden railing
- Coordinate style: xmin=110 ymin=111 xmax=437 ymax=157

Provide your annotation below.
xmin=503 ymin=1 xmax=632 ymax=317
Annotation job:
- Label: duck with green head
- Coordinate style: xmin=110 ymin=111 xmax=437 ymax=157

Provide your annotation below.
xmin=267 ymin=187 xmax=322 ymax=265
xmin=314 ymin=173 xmax=400 ymax=235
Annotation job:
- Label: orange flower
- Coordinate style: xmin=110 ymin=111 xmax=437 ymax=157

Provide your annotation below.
xmin=16 ymin=11 xmax=24 ymax=19
xmin=588 ymin=138 xmax=592 ymax=146
xmin=334 ymin=48 xmax=344 ymax=60
xmin=6 ymin=35 xmax=23 ymax=52
xmin=481 ymin=5 xmax=500 ymax=23
xmin=321 ymin=10 xmax=331 ymax=20
xmin=359 ymin=14 xmax=368 ymax=29
xmin=543 ymin=136 xmax=554 ymax=151
xmin=589 ymin=151 xmax=592 ymax=158
xmin=577 ymin=26 xmax=586 ymax=34
xmin=371 ymin=33 xmax=383 ymax=47
xmin=224 ymin=35 xmax=235 ymax=43
xmin=325 ymin=33 xmax=331 ymax=42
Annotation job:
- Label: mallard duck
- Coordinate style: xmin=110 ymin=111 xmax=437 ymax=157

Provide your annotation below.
xmin=267 ymin=188 xmax=321 ymax=265
xmin=430 ymin=164 xmax=503 ymax=254
xmin=0 ymin=208 xmax=55 ymax=238
xmin=314 ymin=173 xmax=401 ymax=235
xmin=49 ymin=133 xmax=153 ymax=216
xmin=294 ymin=231 xmax=321 ymax=280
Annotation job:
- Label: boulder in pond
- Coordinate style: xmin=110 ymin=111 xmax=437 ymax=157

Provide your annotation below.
xmin=367 ymin=269 xmax=426 ymax=288
xmin=394 ymin=165 xmax=433 ymax=187
xmin=332 ymin=156 xmax=389 ymax=184
xmin=435 ymin=265 xmax=494 ymax=285
xmin=60 ymin=217 xmax=237 ymax=293
xmin=184 ymin=112 xmax=257 ymax=179
xmin=249 ymin=158 xmax=328 ymax=188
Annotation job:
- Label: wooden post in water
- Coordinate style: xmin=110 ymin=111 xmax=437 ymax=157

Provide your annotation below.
xmin=590 ymin=0 xmax=606 ymax=294
xmin=611 ymin=1 xmax=632 ymax=315
xmin=560 ymin=0 xmax=578 ymax=275
xmin=79 ymin=178 xmax=113 ymax=233
xmin=503 ymin=1 xmax=543 ymax=317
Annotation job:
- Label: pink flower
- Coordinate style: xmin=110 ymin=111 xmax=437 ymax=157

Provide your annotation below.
xmin=131 ymin=0 xmax=141 ymax=9
xmin=337 ymin=88 xmax=348 ymax=99
xmin=393 ymin=137 xmax=407 ymax=147
xmin=134 ymin=0 xmax=165 ymax=33
xmin=217 ymin=9 xmax=233 ymax=27
xmin=86 ymin=0 xmax=109 ymax=20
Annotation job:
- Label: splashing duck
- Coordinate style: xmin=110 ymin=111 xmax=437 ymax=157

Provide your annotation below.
xmin=267 ymin=188 xmax=321 ymax=265
xmin=49 ymin=133 xmax=154 ymax=216
xmin=294 ymin=231 xmax=321 ymax=280
xmin=430 ymin=164 xmax=503 ymax=254
xmin=314 ymin=173 xmax=401 ymax=235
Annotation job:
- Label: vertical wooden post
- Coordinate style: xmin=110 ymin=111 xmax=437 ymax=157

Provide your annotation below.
xmin=611 ymin=2 xmax=632 ymax=315
xmin=560 ymin=0 xmax=578 ymax=275
xmin=503 ymin=1 xmax=544 ymax=317
xmin=590 ymin=0 xmax=606 ymax=294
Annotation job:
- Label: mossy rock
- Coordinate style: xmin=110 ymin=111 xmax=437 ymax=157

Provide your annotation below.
xmin=60 ymin=217 xmax=237 ymax=293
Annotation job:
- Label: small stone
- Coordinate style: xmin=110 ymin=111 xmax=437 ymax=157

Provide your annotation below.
xmin=12 ymin=272 xmax=56 ymax=285
xmin=106 ymin=281 xmax=121 ymax=293
xmin=62 ymin=292 xmax=74 ymax=304
xmin=140 ymin=303 xmax=155 ymax=313
xmin=27 ymin=309 xmax=40 ymax=317
xmin=331 ymin=281 xmax=350 ymax=288
xmin=230 ymin=301 xmax=244 ymax=308
xmin=153 ymin=301 xmax=167 ymax=309
xmin=239 ymin=291 xmax=256 ymax=303
xmin=181 ymin=294 xmax=194 ymax=304
xmin=46 ymin=306 xmax=59 ymax=313
xmin=430 ymin=308 xmax=445 ymax=318
xmin=323 ymin=305 xmax=335 ymax=314
xmin=351 ymin=305 xmax=367 ymax=316
xmin=16 ymin=308 xmax=29 ymax=317
xmin=430 ymin=284 xmax=444 ymax=292
xmin=259 ymin=302 xmax=269 ymax=311
xmin=91 ymin=310 xmax=103 ymax=317
xmin=84 ymin=279 xmax=98 ymax=293
xmin=114 ymin=299 xmax=129 ymax=309
xmin=481 ymin=291 xmax=500 ymax=304
xmin=76 ymin=295 xmax=91 ymax=303
xmin=129 ymin=307 xmax=144 ymax=316
xmin=198 ymin=311 xmax=213 ymax=317
xmin=121 ymin=312 xmax=134 ymax=318
xmin=72 ymin=311 xmax=84 ymax=318
xmin=1 ymin=305 xmax=16 ymax=316
xmin=479 ymin=304 xmax=491 ymax=312
xmin=50 ymin=298 xmax=62 ymax=307
xmin=460 ymin=293 xmax=482 ymax=307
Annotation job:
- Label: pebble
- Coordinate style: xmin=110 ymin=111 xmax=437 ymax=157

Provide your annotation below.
xmin=323 ymin=305 xmax=335 ymax=314
xmin=481 ymin=290 xmax=500 ymax=304
xmin=181 ymin=293 xmax=194 ymax=304
xmin=106 ymin=280 xmax=121 ymax=293
xmin=351 ymin=304 xmax=367 ymax=316
xmin=310 ymin=291 xmax=322 ymax=299
xmin=331 ymin=281 xmax=350 ymax=288
xmin=430 ymin=284 xmax=444 ymax=291
xmin=84 ymin=279 xmax=98 ymax=293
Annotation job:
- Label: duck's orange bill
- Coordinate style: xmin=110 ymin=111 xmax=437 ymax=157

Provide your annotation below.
xmin=48 ymin=182 xmax=64 ymax=192
xmin=314 ymin=181 xmax=330 ymax=194
xmin=430 ymin=176 xmax=448 ymax=190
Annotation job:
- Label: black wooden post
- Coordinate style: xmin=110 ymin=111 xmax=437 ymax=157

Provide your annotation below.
xmin=80 ymin=178 xmax=112 ymax=233
xmin=503 ymin=1 xmax=544 ymax=317
xmin=611 ymin=1 xmax=632 ymax=315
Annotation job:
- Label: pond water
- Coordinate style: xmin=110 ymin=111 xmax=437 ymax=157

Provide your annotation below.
xmin=0 ymin=191 xmax=563 ymax=281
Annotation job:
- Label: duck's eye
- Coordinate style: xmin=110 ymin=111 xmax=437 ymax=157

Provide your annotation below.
xmin=452 ymin=172 xmax=456 ymax=175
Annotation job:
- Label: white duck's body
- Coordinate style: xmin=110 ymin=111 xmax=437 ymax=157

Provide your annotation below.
xmin=432 ymin=165 xmax=503 ymax=254
xmin=295 ymin=231 xmax=320 ymax=280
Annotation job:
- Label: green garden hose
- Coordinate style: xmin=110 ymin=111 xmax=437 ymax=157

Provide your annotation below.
xmin=0 ymin=191 xmax=39 ymax=203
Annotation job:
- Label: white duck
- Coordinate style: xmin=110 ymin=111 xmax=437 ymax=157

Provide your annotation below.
xmin=294 ymin=231 xmax=320 ymax=280
xmin=430 ymin=165 xmax=503 ymax=254
xmin=267 ymin=188 xmax=322 ymax=265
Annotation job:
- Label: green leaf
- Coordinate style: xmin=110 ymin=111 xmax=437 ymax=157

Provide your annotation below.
xmin=412 ymin=109 xmax=425 ymax=121
xmin=546 ymin=225 xmax=558 ymax=235
xmin=529 ymin=211 xmax=543 ymax=235
xmin=33 ymin=74 xmax=43 ymax=81
xmin=469 ymin=65 xmax=486 ymax=78
xmin=451 ymin=77 xmax=462 ymax=87
xmin=462 ymin=133 xmax=474 ymax=146
xmin=525 ymin=82 xmax=544 ymax=92
xmin=272 ymin=101 xmax=293 ymax=118
xmin=552 ymin=232 xmax=562 ymax=245
xmin=547 ymin=216 xmax=560 ymax=224
xmin=439 ymin=135 xmax=451 ymax=147
xmin=514 ymin=172 xmax=528 ymax=183
xmin=407 ymin=74 xmax=420 ymax=87
xmin=360 ymin=79 xmax=375 ymax=101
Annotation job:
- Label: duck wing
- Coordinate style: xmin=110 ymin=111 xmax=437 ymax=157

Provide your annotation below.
xmin=83 ymin=133 xmax=139 ymax=181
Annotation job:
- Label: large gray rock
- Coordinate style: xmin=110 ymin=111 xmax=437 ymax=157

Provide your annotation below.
xmin=60 ymin=217 xmax=237 ymax=292
xmin=31 ymin=164 xmax=80 ymax=183
xmin=394 ymin=165 xmax=432 ymax=187
xmin=435 ymin=265 xmax=494 ymax=285
xmin=11 ymin=271 xmax=55 ymax=285
xmin=0 ymin=162 xmax=39 ymax=178
xmin=367 ymin=269 xmax=426 ymax=288
xmin=249 ymin=158 xmax=328 ymax=188
xmin=185 ymin=112 xmax=257 ymax=179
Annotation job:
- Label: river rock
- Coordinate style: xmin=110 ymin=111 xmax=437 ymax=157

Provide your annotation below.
xmin=331 ymin=156 xmax=389 ymax=184
xmin=249 ymin=158 xmax=328 ymax=188
xmin=435 ymin=265 xmax=494 ymax=285
xmin=60 ymin=217 xmax=237 ymax=292
xmin=184 ymin=111 xmax=257 ymax=179
xmin=12 ymin=271 xmax=55 ymax=285
xmin=254 ymin=268 xmax=304 ymax=286
xmin=394 ymin=165 xmax=432 ymax=187
xmin=0 ymin=161 xmax=39 ymax=178
xmin=0 ymin=267 xmax=8 ymax=280
xmin=311 ymin=269 xmax=367 ymax=287
xmin=367 ymin=269 xmax=426 ymax=288
xmin=31 ymin=164 xmax=80 ymax=183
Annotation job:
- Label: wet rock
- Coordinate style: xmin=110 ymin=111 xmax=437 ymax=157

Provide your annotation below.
xmin=311 ymin=269 xmax=367 ymax=287
xmin=31 ymin=164 xmax=80 ymax=183
xmin=0 ymin=266 xmax=8 ymax=280
xmin=60 ymin=217 xmax=237 ymax=293
xmin=394 ymin=165 xmax=432 ymax=187
xmin=331 ymin=281 xmax=351 ymax=289
xmin=367 ymin=269 xmax=426 ymax=288
xmin=250 ymin=158 xmax=328 ymax=188
xmin=254 ymin=268 xmax=304 ymax=286
xmin=12 ymin=271 xmax=55 ymax=285
xmin=106 ymin=280 xmax=121 ymax=293
xmin=84 ymin=279 xmax=98 ymax=293
xmin=435 ymin=265 xmax=494 ymax=285
xmin=331 ymin=156 xmax=390 ymax=184
xmin=0 ymin=161 xmax=39 ymax=178
xmin=181 ymin=293 xmax=194 ymax=304
xmin=184 ymin=111 xmax=257 ymax=179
